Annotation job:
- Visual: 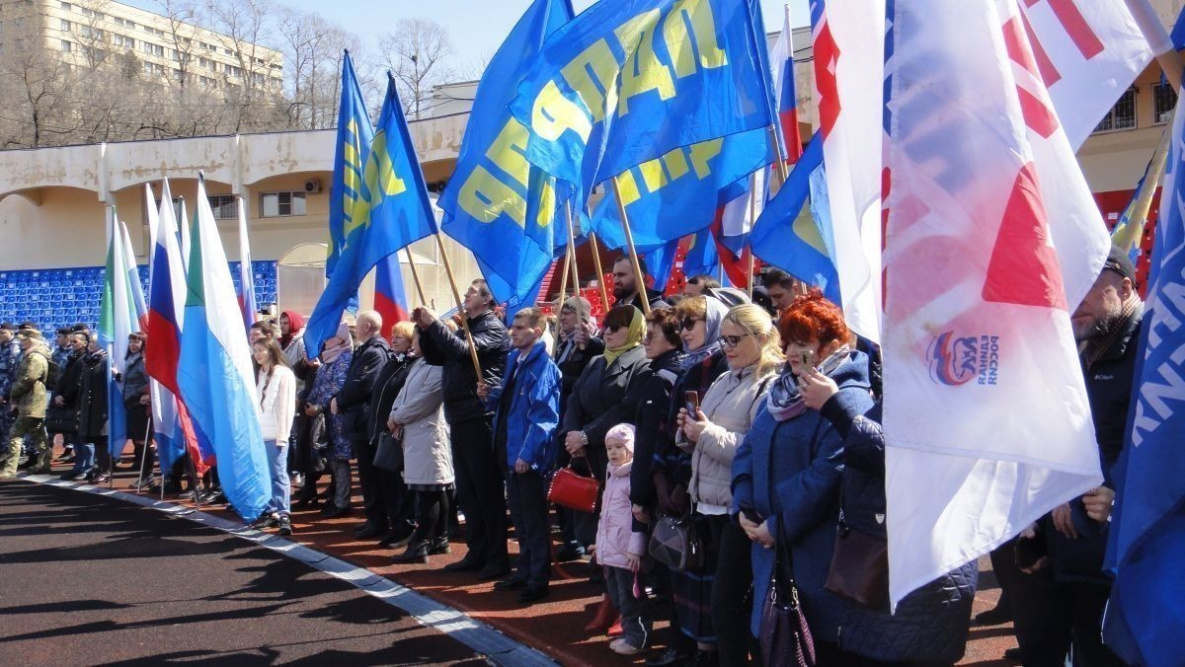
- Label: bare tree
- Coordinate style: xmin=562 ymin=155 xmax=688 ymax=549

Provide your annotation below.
xmin=69 ymin=0 xmax=115 ymax=70
xmin=206 ymin=0 xmax=285 ymax=133
xmin=378 ymin=18 xmax=453 ymax=119
xmin=276 ymin=7 xmax=354 ymax=130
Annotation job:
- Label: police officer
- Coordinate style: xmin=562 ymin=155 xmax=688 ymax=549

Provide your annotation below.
xmin=0 ymin=322 xmax=21 ymax=461
xmin=0 ymin=329 xmax=51 ymax=477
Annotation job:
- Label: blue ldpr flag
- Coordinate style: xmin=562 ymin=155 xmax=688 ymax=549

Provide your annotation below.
xmin=681 ymin=228 xmax=719 ymax=280
xmin=589 ymin=130 xmax=775 ymax=250
xmin=508 ymin=0 xmax=775 ymax=205
xmin=305 ymin=74 xmax=437 ymax=355
xmin=1102 ymin=72 xmax=1185 ymax=666
xmin=439 ymin=0 xmax=575 ymax=308
xmin=328 ymin=51 xmax=374 ymax=278
xmin=749 ymin=132 xmax=841 ymax=303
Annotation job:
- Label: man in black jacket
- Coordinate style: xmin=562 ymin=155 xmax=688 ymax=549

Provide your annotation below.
xmin=1012 ymin=247 xmax=1142 ymax=667
xmin=332 ymin=311 xmax=393 ymax=540
xmin=612 ymin=256 xmax=668 ymax=312
xmin=415 ymin=280 xmax=511 ymax=579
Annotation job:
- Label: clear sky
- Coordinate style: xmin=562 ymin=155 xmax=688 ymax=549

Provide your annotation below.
xmin=119 ymin=0 xmax=812 ymax=74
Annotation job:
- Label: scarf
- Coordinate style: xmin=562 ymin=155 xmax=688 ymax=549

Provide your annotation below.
xmin=681 ymin=296 xmax=729 ymax=370
xmin=603 ymin=307 xmax=645 ymax=366
xmin=767 ymin=343 xmax=851 ymax=422
xmin=319 ymin=321 xmax=353 ymax=364
xmin=279 ymin=310 xmax=305 ymax=350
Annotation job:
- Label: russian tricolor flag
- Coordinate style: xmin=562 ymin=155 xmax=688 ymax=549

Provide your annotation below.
xmin=374 ymin=251 xmax=410 ymax=338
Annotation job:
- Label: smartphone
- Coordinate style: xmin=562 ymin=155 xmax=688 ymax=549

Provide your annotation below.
xmin=739 ymin=506 xmax=763 ymax=525
xmin=800 ymin=350 xmax=816 ymax=368
xmin=684 ymin=391 xmax=700 ymax=417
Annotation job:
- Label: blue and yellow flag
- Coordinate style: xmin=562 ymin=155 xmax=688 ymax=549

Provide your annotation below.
xmin=306 ymin=74 xmax=437 ymax=355
xmin=439 ymin=0 xmax=575 ymax=308
xmin=749 ymin=133 xmax=841 ymax=303
xmin=508 ymin=0 xmax=774 ymax=204
xmin=328 ymin=51 xmax=374 ymax=278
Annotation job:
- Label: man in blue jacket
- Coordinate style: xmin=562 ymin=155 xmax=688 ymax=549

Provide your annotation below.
xmin=479 ymin=307 xmax=561 ymax=604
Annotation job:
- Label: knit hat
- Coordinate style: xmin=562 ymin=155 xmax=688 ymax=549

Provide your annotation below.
xmin=561 ymin=296 xmax=593 ymax=322
xmin=605 ymin=423 xmax=636 ymax=453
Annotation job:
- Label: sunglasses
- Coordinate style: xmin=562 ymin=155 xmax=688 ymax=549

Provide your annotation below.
xmin=680 ymin=317 xmax=700 ymax=331
xmin=606 ymin=322 xmax=626 ymax=332
xmin=719 ymin=333 xmax=751 ymax=349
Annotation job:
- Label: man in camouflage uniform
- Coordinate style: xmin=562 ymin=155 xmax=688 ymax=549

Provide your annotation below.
xmin=0 ymin=323 xmax=21 ymax=461
xmin=0 ymin=329 xmax=51 ymax=477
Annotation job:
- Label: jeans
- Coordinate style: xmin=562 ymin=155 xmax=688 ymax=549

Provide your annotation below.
xmin=264 ymin=440 xmax=290 ymax=518
xmin=72 ymin=441 xmax=96 ymax=475
xmin=505 ymin=468 xmax=551 ymax=588
xmin=330 ymin=459 xmax=351 ymax=509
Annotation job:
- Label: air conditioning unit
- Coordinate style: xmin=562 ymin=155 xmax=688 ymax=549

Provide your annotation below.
xmin=304 ymin=178 xmax=322 ymax=194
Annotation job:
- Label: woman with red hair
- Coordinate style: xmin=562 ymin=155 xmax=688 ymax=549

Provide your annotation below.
xmin=731 ymin=291 xmax=875 ymax=662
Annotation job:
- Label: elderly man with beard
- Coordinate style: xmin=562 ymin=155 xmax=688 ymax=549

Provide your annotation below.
xmin=1011 ymin=246 xmax=1142 ymax=667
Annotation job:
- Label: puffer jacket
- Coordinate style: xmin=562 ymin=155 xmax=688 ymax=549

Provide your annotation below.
xmin=10 ymin=346 xmax=50 ymax=419
xmin=682 ymin=364 xmax=776 ymax=509
xmin=419 ymin=310 xmax=509 ymax=424
xmin=731 ymin=350 xmax=874 ymax=642
xmin=820 ymin=398 xmax=977 ymax=663
xmin=595 ymin=459 xmax=647 ymax=570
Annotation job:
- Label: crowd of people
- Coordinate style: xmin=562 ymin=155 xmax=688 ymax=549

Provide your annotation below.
xmin=0 ymin=248 xmax=1141 ymax=666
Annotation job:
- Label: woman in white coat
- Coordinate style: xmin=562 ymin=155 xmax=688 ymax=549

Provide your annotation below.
xmin=253 ymin=338 xmax=297 ymax=536
xmin=388 ymin=329 xmax=454 ymax=564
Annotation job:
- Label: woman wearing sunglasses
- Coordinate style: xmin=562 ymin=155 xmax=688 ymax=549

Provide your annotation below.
xmin=673 ymin=304 xmax=783 ymax=665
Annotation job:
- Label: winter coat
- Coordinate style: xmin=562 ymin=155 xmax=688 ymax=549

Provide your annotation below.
xmin=627 ymin=348 xmax=685 ymax=510
xmin=554 ymin=333 xmax=605 ymax=418
xmin=74 ymin=350 xmax=110 ymax=440
xmin=1047 ymin=307 xmax=1144 ymax=584
xmin=486 ymin=342 xmax=562 ymax=471
xmin=596 ymin=459 xmax=647 ymax=570
xmin=306 ymin=351 xmax=352 ymax=461
xmin=561 ymin=345 xmax=650 ymax=456
xmin=388 ymin=358 xmax=453 ymax=487
xmin=336 ymin=335 xmax=392 ymax=443
xmin=10 ymin=346 xmax=50 ymax=419
xmin=683 ymin=364 xmax=776 ymax=510
xmin=820 ymin=398 xmax=978 ymax=663
xmin=121 ymin=352 xmax=149 ymax=404
xmin=656 ymin=350 xmax=729 ymax=494
xmin=256 ymin=365 xmax=297 ymax=442
xmin=731 ymin=349 xmax=874 ymax=642
xmin=367 ymin=353 xmax=412 ymax=446
xmin=419 ymin=310 xmax=510 ymax=425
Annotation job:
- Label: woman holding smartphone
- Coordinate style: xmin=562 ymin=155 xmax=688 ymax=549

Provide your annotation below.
xmin=731 ymin=291 xmax=875 ymax=662
xmin=675 ymin=304 xmax=783 ymax=665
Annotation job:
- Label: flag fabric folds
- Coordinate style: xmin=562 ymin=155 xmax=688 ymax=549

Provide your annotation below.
xmin=508 ymin=0 xmax=775 ymax=205
xmin=177 ymin=175 xmax=270 ymax=521
xmin=236 ymin=197 xmax=257 ymax=333
xmin=99 ymin=210 xmax=148 ymax=461
xmin=748 ymin=134 xmax=840 ymax=303
xmin=328 ymin=51 xmax=374 ymax=278
xmin=1102 ymin=71 xmax=1185 ymax=665
xmin=881 ymin=0 xmax=1109 ymax=608
xmin=305 ymin=75 xmax=438 ymax=356
xmin=439 ymin=0 xmax=573 ymax=309
xmin=374 ymin=252 xmax=410 ymax=338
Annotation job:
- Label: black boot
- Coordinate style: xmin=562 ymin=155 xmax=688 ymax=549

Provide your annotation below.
xmin=428 ymin=536 xmax=450 ymax=555
xmin=392 ymin=539 xmax=430 ymax=564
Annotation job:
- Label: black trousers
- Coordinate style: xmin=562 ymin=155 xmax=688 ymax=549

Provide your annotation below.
xmin=710 ymin=515 xmax=755 ymax=663
xmin=506 ymin=468 xmax=551 ymax=588
xmin=1012 ymin=566 xmax=1124 ymax=667
xmin=451 ymin=417 xmax=508 ymax=567
xmin=355 ymin=440 xmax=387 ymax=529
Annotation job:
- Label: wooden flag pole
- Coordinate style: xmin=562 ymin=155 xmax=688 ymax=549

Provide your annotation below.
xmin=746 ymin=172 xmax=759 ymax=297
xmin=565 ymin=201 xmax=585 ymax=321
xmin=609 ymin=177 xmax=651 ymax=316
xmin=403 ymin=248 xmax=428 ymax=308
xmin=589 ymin=232 xmax=610 ymax=314
xmin=557 ymin=241 xmax=571 ymax=305
xmin=767 ymin=124 xmax=791 ymax=183
xmin=432 ymin=232 xmax=483 ymax=379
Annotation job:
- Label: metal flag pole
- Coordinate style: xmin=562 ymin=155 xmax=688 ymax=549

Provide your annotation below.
xmin=431 ymin=233 xmax=484 ymax=378
xmin=589 ymin=232 xmax=610 ymax=315
xmin=135 ymin=418 xmax=152 ymax=494
xmin=403 ymin=247 xmax=428 ymax=308
xmin=609 ymin=177 xmax=651 ymax=316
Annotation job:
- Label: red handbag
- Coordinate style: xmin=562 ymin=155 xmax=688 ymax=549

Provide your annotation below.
xmin=547 ymin=465 xmax=599 ymax=513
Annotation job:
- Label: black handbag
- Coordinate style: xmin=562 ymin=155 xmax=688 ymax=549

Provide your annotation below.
xmin=373 ymin=429 xmax=404 ymax=473
xmin=45 ymin=404 xmax=79 ymax=434
xmin=308 ymin=413 xmax=328 ymax=474
xmin=759 ymin=514 xmax=816 ymax=667
xmin=648 ymin=511 xmax=705 ymax=572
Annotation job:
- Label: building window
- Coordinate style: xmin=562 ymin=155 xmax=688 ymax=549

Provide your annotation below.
xmin=1094 ymin=88 xmax=1136 ymax=133
xmin=261 ymin=192 xmax=306 ymax=217
xmin=60 ymin=18 xmax=70 ymax=31
xmin=1154 ymin=81 xmax=1178 ymax=125
xmin=60 ymin=39 xmax=71 ymax=52
xmin=208 ymin=194 xmax=236 ymax=220
xmin=60 ymin=1 xmax=71 ymax=9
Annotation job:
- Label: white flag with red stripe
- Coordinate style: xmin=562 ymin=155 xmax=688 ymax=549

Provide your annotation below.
xmin=1015 ymin=0 xmax=1162 ymax=149
xmin=882 ymin=0 xmax=1109 ymax=607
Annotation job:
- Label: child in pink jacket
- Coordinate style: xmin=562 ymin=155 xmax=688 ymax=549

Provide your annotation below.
xmin=594 ymin=423 xmax=651 ymax=655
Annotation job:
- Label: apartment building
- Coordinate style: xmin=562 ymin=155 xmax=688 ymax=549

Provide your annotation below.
xmin=0 ymin=0 xmax=283 ymax=92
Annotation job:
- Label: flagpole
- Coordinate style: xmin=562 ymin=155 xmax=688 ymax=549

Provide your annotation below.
xmin=1124 ymin=0 xmax=1184 ymax=86
xmin=403 ymin=248 xmax=428 ymax=308
xmin=564 ymin=201 xmax=587 ymax=332
xmin=431 ymin=232 xmax=483 ymax=378
xmin=557 ymin=241 xmax=571 ymax=304
xmin=135 ymin=418 xmax=152 ymax=494
xmin=768 ymin=124 xmax=791 ymax=182
xmin=746 ymin=172 xmax=759 ymax=297
xmin=589 ymin=233 xmax=610 ymax=315
xmin=609 ymin=177 xmax=651 ymax=316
